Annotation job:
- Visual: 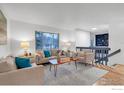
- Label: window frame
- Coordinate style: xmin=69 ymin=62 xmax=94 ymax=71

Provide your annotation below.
xmin=35 ymin=31 xmax=59 ymax=50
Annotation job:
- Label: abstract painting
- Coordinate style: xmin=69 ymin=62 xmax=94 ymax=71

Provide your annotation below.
xmin=96 ymin=33 xmax=108 ymax=46
xmin=0 ymin=9 xmax=7 ymax=45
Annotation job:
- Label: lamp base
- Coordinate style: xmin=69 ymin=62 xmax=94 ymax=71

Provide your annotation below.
xmin=24 ymin=51 xmax=28 ymax=56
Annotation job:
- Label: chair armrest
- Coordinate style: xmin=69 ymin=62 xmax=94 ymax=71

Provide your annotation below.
xmin=85 ymin=52 xmax=95 ymax=62
xmin=0 ymin=65 xmax=44 ymax=85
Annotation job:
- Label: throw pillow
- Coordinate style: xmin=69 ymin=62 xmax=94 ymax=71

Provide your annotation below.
xmin=66 ymin=50 xmax=71 ymax=57
xmin=5 ymin=56 xmax=17 ymax=70
xmin=15 ymin=57 xmax=32 ymax=69
xmin=44 ymin=50 xmax=51 ymax=58
xmin=35 ymin=55 xmax=43 ymax=64
xmin=51 ymin=49 xmax=58 ymax=56
xmin=36 ymin=50 xmax=45 ymax=58
xmin=0 ymin=56 xmax=17 ymax=73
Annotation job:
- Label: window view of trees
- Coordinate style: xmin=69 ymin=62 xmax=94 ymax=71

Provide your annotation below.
xmin=35 ymin=31 xmax=59 ymax=50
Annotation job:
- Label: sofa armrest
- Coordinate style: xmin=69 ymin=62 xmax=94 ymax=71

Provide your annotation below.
xmin=0 ymin=65 xmax=44 ymax=85
xmin=85 ymin=52 xmax=95 ymax=62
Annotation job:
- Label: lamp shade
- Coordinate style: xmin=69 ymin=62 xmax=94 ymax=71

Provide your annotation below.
xmin=20 ymin=41 xmax=29 ymax=50
xmin=65 ymin=42 xmax=71 ymax=46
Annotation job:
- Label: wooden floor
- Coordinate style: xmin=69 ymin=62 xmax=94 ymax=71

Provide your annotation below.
xmin=94 ymin=64 xmax=124 ymax=85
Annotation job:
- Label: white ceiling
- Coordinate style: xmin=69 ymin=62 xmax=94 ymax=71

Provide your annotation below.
xmin=1 ymin=3 xmax=124 ymax=32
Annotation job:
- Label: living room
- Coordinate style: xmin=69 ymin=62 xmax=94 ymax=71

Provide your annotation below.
xmin=0 ymin=3 xmax=124 ymax=87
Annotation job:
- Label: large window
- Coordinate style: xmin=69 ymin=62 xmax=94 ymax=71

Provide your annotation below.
xmin=35 ymin=31 xmax=59 ymax=50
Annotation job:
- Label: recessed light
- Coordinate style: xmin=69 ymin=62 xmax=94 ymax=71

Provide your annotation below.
xmin=92 ymin=28 xmax=97 ymax=30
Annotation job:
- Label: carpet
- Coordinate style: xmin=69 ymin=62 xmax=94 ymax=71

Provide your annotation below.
xmin=43 ymin=62 xmax=107 ymax=85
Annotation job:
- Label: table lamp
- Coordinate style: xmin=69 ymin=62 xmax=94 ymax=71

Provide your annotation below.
xmin=20 ymin=41 xmax=29 ymax=56
xmin=63 ymin=41 xmax=71 ymax=50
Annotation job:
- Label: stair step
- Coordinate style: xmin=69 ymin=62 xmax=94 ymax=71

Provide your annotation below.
xmin=87 ymin=62 xmax=124 ymax=76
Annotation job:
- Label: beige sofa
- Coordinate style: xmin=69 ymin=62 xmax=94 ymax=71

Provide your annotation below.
xmin=0 ymin=64 xmax=44 ymax=85
xmin=36 ymin=49 xmax=68 ymax=65
xmin=0 ymin=56 xmax=44 ymax=85
xmin=36 ymin=49 xmax=58 ymax=65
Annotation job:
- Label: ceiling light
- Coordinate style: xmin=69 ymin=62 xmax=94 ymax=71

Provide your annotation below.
xmin=92 ymin=28 xmax=97 ymax=30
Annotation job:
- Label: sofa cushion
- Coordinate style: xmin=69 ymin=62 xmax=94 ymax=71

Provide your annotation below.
xmin=44 ymin=50 xmax=51 ymax=58
xmin=0 ymin=56 xmax=17 ymax=73
xmin=0 ymin=61 xmax=14 ymax=73
xmin=5 ymin=56 xmax=17 ymax=70
xmin=71 ymin=51 xmax=78 ymax=57
xmin=15 ymin=57 xmax=32 ymax=69
xmin=36 ymin=57 xmax=49 ymax=64
xmin=51 ymin=49 xmax=58 ymax=56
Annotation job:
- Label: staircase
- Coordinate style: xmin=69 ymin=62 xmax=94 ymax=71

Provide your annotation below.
xmin=89 ymin=49 xmax=123 ymax=75
xmin=95 ymin=49 xmax=121 ymax=65
xmin=86 ymin=49 xmax=124 ymax=85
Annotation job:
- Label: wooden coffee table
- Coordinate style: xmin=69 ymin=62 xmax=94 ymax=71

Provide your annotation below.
xmin=49 ymin=59 xmax=58 ymax=77
xmin=49 ymin=57 xmax=79 ymax=77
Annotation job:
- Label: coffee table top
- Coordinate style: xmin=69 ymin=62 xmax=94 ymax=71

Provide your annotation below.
xmin=49 ymin=59 xmax=58 ymax=65
xmin=49 ymin=57 xmax=80 ymax=65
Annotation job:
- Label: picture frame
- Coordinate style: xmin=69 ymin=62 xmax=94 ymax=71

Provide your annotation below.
xmin=0 ymin=9 xmax=7 ymax=45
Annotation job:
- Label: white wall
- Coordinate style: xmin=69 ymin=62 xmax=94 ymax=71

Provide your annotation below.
xmin=9 ymin=20 xmax=91 ymax=56
xmin=109 ymin=22 xmax=124 ymax=66
xmin=0 ymin=5 xmax=11 ymax=58
xmin=9 ymin=20 xmax=76 ymax=56
xmin=76 ymin=30 xmax=91 ymax=47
